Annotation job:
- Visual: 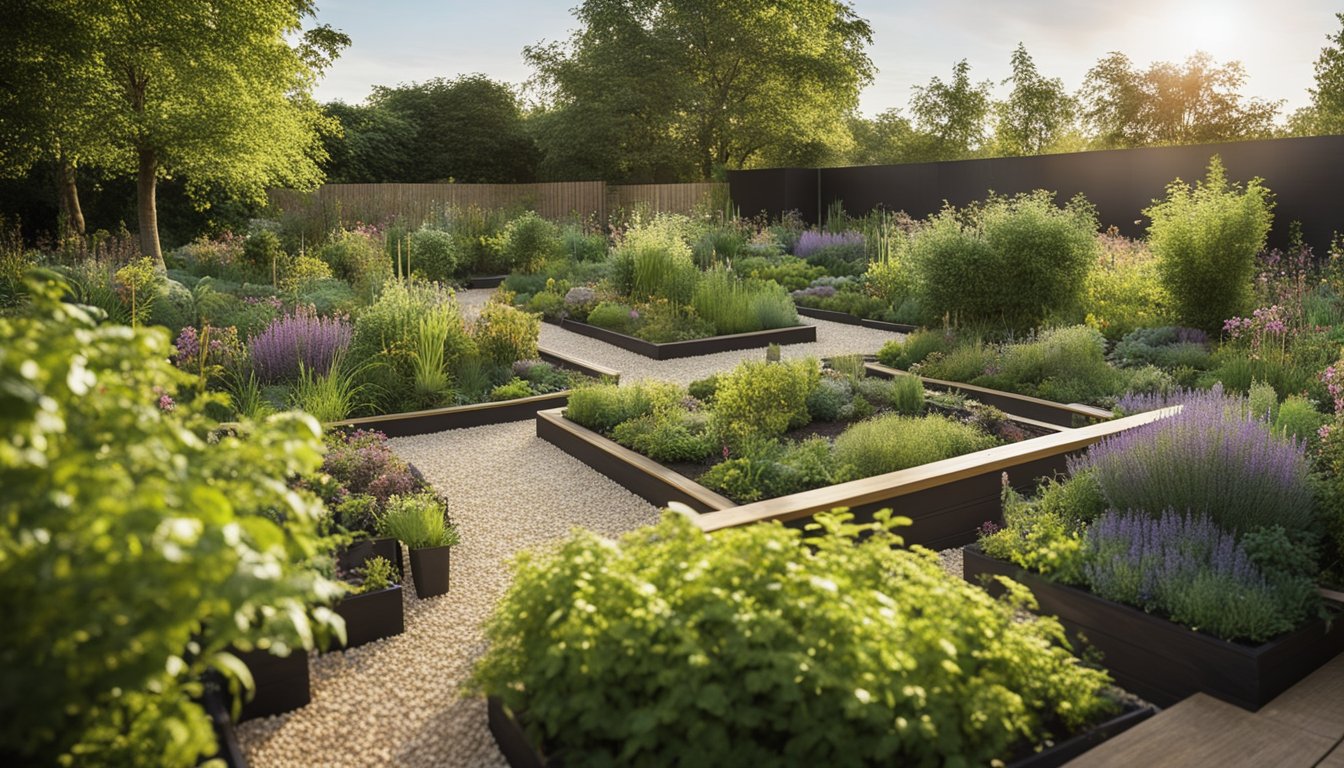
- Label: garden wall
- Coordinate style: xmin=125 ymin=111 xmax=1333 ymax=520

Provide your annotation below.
xmin=727 ymin=135 xmax=1344 ymax=251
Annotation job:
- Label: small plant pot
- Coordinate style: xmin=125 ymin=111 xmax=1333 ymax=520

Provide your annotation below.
xmin=333 ymin=584 xmax=405 ymax=649
xmin=336 ymin=536 xmax=404 ymax=581
xmin=408 ymin=545 xmax=452 ymax=598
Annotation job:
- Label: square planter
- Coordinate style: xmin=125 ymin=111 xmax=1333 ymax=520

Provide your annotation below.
xmin=229 ymin=647 xmax=310 ymax=722
xmin=408 ymin=545 xmax=452 ymax=598
xmin=485 ymin=695 xmax=1153 ymax=768
xmin=336 ymin=536 xmax=404 ymax=581
xmin=552 ymin=318 xmax=816 ymax=360
xmin=333 ymin=584 xmax=405 ymax=649
xmin=963 ymin=546 xmax=1344 ymax=710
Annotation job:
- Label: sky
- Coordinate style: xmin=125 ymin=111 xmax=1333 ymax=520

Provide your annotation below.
xmin=310 ymin=0 xmax=1341 ymax=119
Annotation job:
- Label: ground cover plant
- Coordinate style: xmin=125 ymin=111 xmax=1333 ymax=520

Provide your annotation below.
xmin=980 ymin=386 xmax=1326 ymax=643
xmin=564 ymin=355 xmax=1033 ymax=504
xmin=472 ymin=509 xmax=1119 ymax=767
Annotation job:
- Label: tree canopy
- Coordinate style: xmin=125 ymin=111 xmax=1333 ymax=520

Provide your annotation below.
xmin=992 ymin=44 xmax=1077 ymax=156
xmin=526 ymin=0 xmax=874 ymax=181
xmin=908 ymin=60 xmax=994 ymax=161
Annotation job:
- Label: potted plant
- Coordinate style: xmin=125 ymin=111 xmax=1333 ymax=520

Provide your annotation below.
xmin=333 ymin=555 xmax=405 ymax=649
xmin=377 ymin=491 xmax=460 ymax=598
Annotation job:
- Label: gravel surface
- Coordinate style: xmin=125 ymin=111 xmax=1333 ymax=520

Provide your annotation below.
xmin=236 ymin=420 xmax=659 ymax=767
xmin=236 ymin=302 xmax=909 ymax=766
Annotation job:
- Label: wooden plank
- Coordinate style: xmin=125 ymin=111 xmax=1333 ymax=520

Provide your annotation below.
xmin=866 ymin=362 xmax=1112 ymax=427
xmin=1320 ymin=742 xmax=1344 ymax=768
xmin=1066 ymin=694 xmax=1336 ymax=767
xmin=1256 ymin=653 xmax=1344 ymax=740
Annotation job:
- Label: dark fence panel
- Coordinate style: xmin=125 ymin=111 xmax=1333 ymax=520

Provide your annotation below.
xmin=731 ymin=136 xmax=1344 ymax=251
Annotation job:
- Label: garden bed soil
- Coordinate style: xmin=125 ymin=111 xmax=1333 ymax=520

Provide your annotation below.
xmin=485 ymin=694 xmax=1154 ymax=768
xmin=864 ymin=362 xmax=1115 ymax=428
xmin=963 ymin=546 xmax=1344 ymax=711
xmin=536 ymin=407 xmax=1173 ymax=550
xmin=795 ymin=304 xmax=919 ymax=333
xmin=332 ymin=585 xmax=405 ymax=649
xmin=551 ymin=318 xmax=817 ymax=360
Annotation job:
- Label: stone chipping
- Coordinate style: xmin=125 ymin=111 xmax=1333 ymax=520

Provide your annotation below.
xmin=237 ymin=306 xmax=914 ymax=767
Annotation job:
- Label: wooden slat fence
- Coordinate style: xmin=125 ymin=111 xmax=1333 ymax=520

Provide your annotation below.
xmin=268 ymin=181 xmax=729 ymax=230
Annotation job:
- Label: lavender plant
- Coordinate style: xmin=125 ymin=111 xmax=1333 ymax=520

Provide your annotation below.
xmin=1084 ymin=509 xmax=1316 ymax=642
xmin=249 ymin=307 xmax=353 ymax=383
xmin=1074 ymin=390 xmax=1314 ymax=537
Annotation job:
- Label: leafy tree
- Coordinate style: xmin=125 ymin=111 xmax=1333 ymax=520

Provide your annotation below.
xmin=1080 ymin=51 xmax=1281 ymax=148
xmin=526 ymin=0 xmax=874 ymax=181
xmin=363 ymin=75 xmax=539 ymax=183
xmin=0 ymin=271 xmax=343 ymax=764
xmin=1294 ymin=13 xmax=1344 ymax=135
xmin=909 ymin=59 xmax=994 ymax=161
xmin=848 ymin=109 xmax=922 ymax=165
xmin=320 ymin=101 xmax=418 ymax=183
xmin=992 ymin=44 xmax=1077 ymax=156
xmin=21 ymin=1 xmax=348 ymax=268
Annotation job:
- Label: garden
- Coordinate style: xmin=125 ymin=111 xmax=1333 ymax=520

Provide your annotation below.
xmin=4 ymin=152 xmax=1344 ymax=768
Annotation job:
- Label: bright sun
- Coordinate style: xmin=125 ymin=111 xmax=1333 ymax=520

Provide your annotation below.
xmin=1163 ymin=3 xmax=1248 ymax=60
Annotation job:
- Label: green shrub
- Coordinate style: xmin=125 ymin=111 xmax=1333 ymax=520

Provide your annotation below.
xmin=281 ymin=253 xmax=334 ymax=293
xmin=918 ymin=341 xmax=995 ymax=384
xmin=348 ymin=282 xmax=471 ymax=410
xmin=1146 ymin=156 xmax=1274 ymax=332
xmin=473 ymin=302 xmax=540 ymax=367
xmin=834 ymin=413 xmax=997 ymax=478
xmin=498 ymin=212 xmax=561 ymax=273
xmin=612 ymin=412 xmax=714 ymax=463
xmin=888 ymin=374 xmax=925 ymax=414
xmin=0 ymin=273 xmax=341 ymax=765
xmin=613 ymin=214 xmax=699 ymax=304
xmin=981 ymin=478 xmax=1088 ymax=584
xmin=975 ymin=326 xmax=1127 ymax=406
xmin=378 ymin=492 xmax=459 ymax=550
xmin=736 ymin=256 xmax=825 ymax=291
xmin=711 ymin=359 xmax=819 ymax=447
xmin=911 ymin=191 xmax=1098 ymax=332
xmin=411 ymin=308 xmax=456 ymax=408
xmin=489 ymin=378 xmax=534 ymax=402
xmin=877 ymin=329 xmax=953 ymax=369
xmin=296 ymin=277 xmax=359 ymax=316
xmin=1084 ymin=232 xmax=1172 ymax=339
xmin=242 ymin=229 xmax=286 ymax=282
xmin=586 ymin=301 xmax=635 ymax=333
xmin=290 ymin=352 xmax=370 ymax=423
xmin=471 ymin=510 xmax=1116 ymax=766
xmin=807 ymin=375 xmax=859 ymax=422
xmin=630 ymin=299 xmax=715 ymax=343
xmin=1110 ymin=326 xmax=1212 ymax=370
xmin=559 ymin=225 xmax=608 ymax=262
xmin=148 ymin=278 xmax=196 ymax=334
xmin=335 ymin=493 xmax=379 ymax=533
xmin=687 ymin=374 xmax=719 ymax=403
xmin=1274 ymin=395 xmax=1327 ymax=445
xmin=356 ymin=556 xmax=397 ymax=593
xmin=691 ymin=269 xmax=798 ymax=335
xmin=408 ymin=226 xmax=461 ymax=282
xmin=565 ymin=383 xmax=659 ymax=433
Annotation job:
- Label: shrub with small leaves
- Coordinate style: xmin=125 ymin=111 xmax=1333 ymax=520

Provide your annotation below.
xmin=356 ymin=556 xmax=397 ymax=594
xmin=710 ymin=359 xmax=819 ymax=448
xmin=473 ymin=302 xmax=540 ymax=367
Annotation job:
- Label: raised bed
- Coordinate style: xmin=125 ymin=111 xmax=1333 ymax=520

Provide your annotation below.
xmin=230 ymin=647 xmax=310 ymax=722
xmin=550 ymin=318 xmax=816 ymax=360
xmin=467 ymin=274 xmax=508 ymax=289
xmin=336 ymin=536 xmax=403 ymax=581
xmin=866 ymin=363 xmax=1114 ymax=429
xmin=963 ymin=546 xmax=1344 ymax=711
xmin=201 ymin=681 xmax=249 ymax=768
xmin=332 ymin=584 xmax=405 ymax=649
xmin=485 ymin=694 xmax=1154 ymax=768
xmin=537 ymin=407 xmax=1172 ymax=550
xmin=326 ymin=348 xmax=618 ymax=438
xmin=795 ymin=304 xmax=919 ymax=333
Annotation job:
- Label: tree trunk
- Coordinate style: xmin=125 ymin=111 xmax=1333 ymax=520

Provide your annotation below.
xmin=56 ymin=157 xmax=86 ymax=237
xmin=136 ymin=147 xmax=163 ymax=268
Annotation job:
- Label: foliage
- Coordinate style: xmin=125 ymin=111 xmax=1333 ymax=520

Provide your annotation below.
xmin=909 ymin=59 xmax=993 ymax=160
xmin=321 ymin=429 xmax=419 ymax=510
xmin=290 ymin=351 xmax=369 ymax=423
xmin=833 ymin=413 xmax=997 ymax=478
xmin=1110 ymin=326 xmax=1211 ymax=370
xmin=1274 ymin=395 xmax=1327 ymax=446
xmin=690 ymin=269 xmax=799 ymax=335
xmin=977 ymin=326 xmax=1128 ymax=406
xmin=412 ymin=307 xmax=456 ymax=407
xmin=992 ymin=44 xmax=1077 ymax=156
xmin=1084 ymin=510 xmax=1317 ymax=643
xmin=490 ymin=378 xmax=535 ymax=402
xmin=0 ymin=272 xmax=342 ymax=764
xmin=356 ymin=556 xmax=396 ymax=594
xmin=497 ymin=211 xmax=561 ymax=273
xmin=377 ymin=492 xmax=459 ymax=550
xmin=911 ymin=191 xmax=1098 ymax=332
xmin=473 ymin=302 xmax=540 ymax=367
xmin=524 ymin=0 xmax=873 ymax=180
xmin=320 ymin=228 xmax=392 ymax=301
xmin=334 ymin=494 xmax=379 ymax=534
xmin=877 ymin=329 xmax=953 ymax=370
xmin=586 ymin=301 xmax=636 ymax=334
xmin=613 ymin=214 xmax=698 ymax=304
xmin=980 ymin=476 xmax=1090 ymax=584
xmin=282 ymin=253 xmax=334 ymax=294
xmin=348 ymin=281 xmax=469 ymax=410
xmin=565 ymin=383 xmax=661 ymax=434
xmin=249 ymin=307 xmax=353 ymax=384
xmin=1084 ymin=231 xmax=1172 ymax=340
xmin=407 ymin=226 xmax=460 ymax=282
xmin=711 ymin=359 xmax=819 ymax=448
xmin=1071 ymin=390 xmax=1315 ymax=538
xmin=1296 ymin=13 xmax=1344 ymax=135
xmin=113 ymin=257 xmax=159 ymax=327
xmin=612 ymin=412 xmax=714 ymax=464
xmin=1145 ymin=156 xmax=1274 ymax=332
xmin=472 ymin=510 xmax=1115 ymax=766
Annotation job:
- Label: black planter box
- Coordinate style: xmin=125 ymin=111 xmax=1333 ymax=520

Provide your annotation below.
xmin=864 ymin=363 xmax=1113 ymax=429
xmin=552 ymin=318 xmax=816 ymax=360
xmin=408 ymin=545 xmax=452 ymax=598
xmin=963 ymin=546 xmax=1344 ymax=710
xmin=333 ymin=585 xmax=405 ymax=649
xmin=336 ymin=536 xmax=404 ymax=581
xmin=230 ymin=647 xmax=310 ymax=722
xmin=486 ymin=695 xmax=1152 ymax=768
xmin=200 ymin=681 xmax=249 ymax=768
xmin=329 ymin=391 xmax=576 ymax=437
xmin=467 ymin=274 xmax=508 ymax=289
xmin=794 ymin=304 xmax=919 ymax=333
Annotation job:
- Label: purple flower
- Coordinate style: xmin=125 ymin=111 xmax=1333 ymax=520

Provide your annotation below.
xmin=793 ymin=230 xmax=865 ymax=260
xmin=158 ymin=394 xmax=175 ymax=412
xmin=249 ymin=308 xmax=352 ymax=383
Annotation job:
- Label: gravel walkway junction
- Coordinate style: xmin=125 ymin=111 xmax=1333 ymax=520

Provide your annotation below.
xmin=236 ymin=297 xmax=910 ymax=767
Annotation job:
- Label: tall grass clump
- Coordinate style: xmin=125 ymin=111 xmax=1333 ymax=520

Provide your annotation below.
xmin=612 ymin=214 xmax=698 ymax=304
xmin=1071 ymin=388 xmax=1313 ymax=537
xmin=377 ymin=492 xmax=459 ymax=549
xmin=1145 ymin=156 xmax=1274 ymax=332
xmin=834 ymin=414 xmax=997 ymax=478
xmin=691 ymin=269 xmax=798 ymax=335
xmin=911 ymin=191 xmax=1098 ymax=332
xmin=412 ymin=308 xmax=456 ymax=406
xmin=249 ymin=308 xmax=353 ymax=384
xmin=290 ymin=351 xmax=370 ymax=422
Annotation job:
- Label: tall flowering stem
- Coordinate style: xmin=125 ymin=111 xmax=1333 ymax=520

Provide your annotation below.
xmin=249 ymin=307 xmax=353 ymax=384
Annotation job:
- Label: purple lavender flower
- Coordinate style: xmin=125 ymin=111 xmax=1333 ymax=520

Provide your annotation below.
xmin=249 ymin=308 xmax=353 ymax=383
xmin=793 ymin=230 xmax=866 ymax=260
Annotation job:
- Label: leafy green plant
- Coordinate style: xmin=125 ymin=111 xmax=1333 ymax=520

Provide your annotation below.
xmin=1084 ymin=231 xmax=1172 ymax=340
xmin=690 ymin=268 xmax=798 ymax=335
xmin=113 ymin=256 xmax=160 ymax=327
xmin=877 ymin=329 xmax=954 ymax=369
xmin=473 ymin=301 xmax=540 ymax=367
xmin=834 ymin=413 xmax=997 ymax=478
xmin=888 ymin=374 xmax=925 ymax=414
xmin=1274 ymin=395 xmax=1327 ymax=445
xmin=412 ymin=308 xmax=456 ymax=407
xmin=490 ymin=378 xmax=534 ymax=401
xmin=0 ymin=272 xmax=342 ymax=765
xmin=497 ymin=211 xmax=561 ymax=273
xmin=710 ymin=359 xmax=819 ymax=448
xmin=407 ymin=226 xmax=460 ymax=281
xmin=291 ymin=351 xmax=371 ymax=423
xmin=471 ymin=510 xmax=1116 ymax=766
xmin=319 ymin=229 xmax=392 ymax=301
xmin=356 ymin=556 xmax=397 ymax=594
xmin=377 ymin=492 xmax=460 ymax=550
xmin=1146 ymin=156 xmax=1274 ymax=332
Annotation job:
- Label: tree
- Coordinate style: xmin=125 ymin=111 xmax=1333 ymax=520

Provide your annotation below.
xmin=365 ymin=75 xmax=539 ymax=183
xmin=21 ymin=2 xmax=348 ymax=268
xmin=848 ymin=109 xmax=921 ymax=165
xmin=526 ymin=0 xmax=874 ymax=181
xmin=320 ymin=101 xmax=419 ymax=183
xmin=1080 ymin=51 xmax=1281 ymax=148
xmin=992 ymin=44 xmax=1077 ymax=156
xmin=909 ymin=60 xmax=994 ymax=161
xmin=1298 ymin=13 xmax=1344 ymax=135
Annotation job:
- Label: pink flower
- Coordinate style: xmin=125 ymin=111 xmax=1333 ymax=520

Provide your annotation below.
xmin=158 ymin=394 xmax=175 ymax=412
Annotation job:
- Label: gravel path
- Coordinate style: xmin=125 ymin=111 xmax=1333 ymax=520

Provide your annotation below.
xmin=235 ymin=420 xmax=659 ymax=767
xmin=236 ymin=301 xmax=908 ymax=766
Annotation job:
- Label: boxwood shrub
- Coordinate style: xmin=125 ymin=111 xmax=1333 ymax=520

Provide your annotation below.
xmin=472 ymin=510 xmax=1117 ymax=767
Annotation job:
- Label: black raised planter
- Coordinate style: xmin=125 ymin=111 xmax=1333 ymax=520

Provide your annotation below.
xmin=963 ymin=546 xmax=1344 ymax=710
xmin=201 ymin=682 xmax=249 ymax=768
xmin=333 ymin=585 xmax=405 ymax=649
xmin=552 ymin=318 xmax=816 ymax=360
xmin=230 ymin=647 xmax=310 ymax=722
xmin=336 ymin=536 xmax=404 ymax=581
xmin=468 ymin=274 xmax=508 ymax=289
xmin=486 ymin=695 xmax=1153 ymax=768
xmin=329 ymin=391 xmax=575 ymax=437
xmin=408 ymin=545 xmax=452 ymax=598
xmin=865 ymin=363 xmax=1114 ymax=429
xmin=795 ymin=304 xmax=919 ymax=333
